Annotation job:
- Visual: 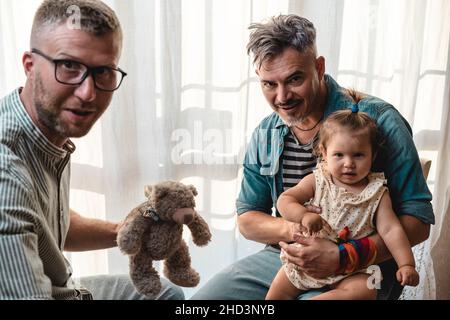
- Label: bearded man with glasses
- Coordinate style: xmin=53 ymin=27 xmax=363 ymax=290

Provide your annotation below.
xmin=0 ymin=0 xmax=185 ymax=300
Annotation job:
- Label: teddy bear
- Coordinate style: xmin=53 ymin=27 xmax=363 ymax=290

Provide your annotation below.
xmin=116 ymin=181 xmax=212 ymax=297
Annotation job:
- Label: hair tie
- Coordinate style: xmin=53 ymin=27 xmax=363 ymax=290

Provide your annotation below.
xmin=351 ymin=104 xmax=359 ymax=113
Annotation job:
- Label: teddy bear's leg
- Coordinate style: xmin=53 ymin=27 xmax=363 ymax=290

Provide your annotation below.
xmin=130 ymin=251 xmax=162 ymax=296
xmin=187 ymin=213 xmax=212 ymax=247
xmin=163 ymin=239 xmax=200 ymax=287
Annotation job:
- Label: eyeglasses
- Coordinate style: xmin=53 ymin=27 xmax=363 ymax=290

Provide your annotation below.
xmin=31 ymin=48 xmax=127 ymax=92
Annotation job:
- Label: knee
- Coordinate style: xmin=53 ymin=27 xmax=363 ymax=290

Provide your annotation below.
xmin=190 ymin=267 xmax=239 ymax=300
xmin=168 ymin=285 xmax=185 ymax=300
xmin=158 ymin=280 xmax=185 ymax=300
xmin=190 ymin=274 xmax=228 ymax=300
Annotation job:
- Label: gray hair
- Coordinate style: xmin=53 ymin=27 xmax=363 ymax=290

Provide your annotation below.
xmin=31 ymin=0 xmax=122 ymax=46
xmin=247 ymin=14 xmax=317 ymax=68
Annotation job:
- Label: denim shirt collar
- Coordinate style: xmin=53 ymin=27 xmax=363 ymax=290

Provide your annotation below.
xmin=274 ymin=115 xmax=287 ymax=129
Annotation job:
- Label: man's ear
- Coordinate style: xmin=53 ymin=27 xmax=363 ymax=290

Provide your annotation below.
xmin=22 ymin=52 xmax=34 ymax=78
xmin=315 ymin=56 xmax=326 ymax=80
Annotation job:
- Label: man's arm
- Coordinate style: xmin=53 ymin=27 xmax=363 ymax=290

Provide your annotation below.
xmin=237 ymin=211 xmax=297 ymax=244
xmin=64 ymin=209 xmax=121 ymax=252
xmin=1 ymin=170 xmax=53 ymax=299
xmin=65 ymin=207 xmax=199 ymax=252
xmin=236 ymin=124 xmax=292 ymax=244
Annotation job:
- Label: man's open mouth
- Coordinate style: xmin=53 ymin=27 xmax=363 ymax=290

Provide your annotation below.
xmin=69 ymin=110 xmax=94 ymax=117
xmin=278 ymin=100 xmax=303 ymax=110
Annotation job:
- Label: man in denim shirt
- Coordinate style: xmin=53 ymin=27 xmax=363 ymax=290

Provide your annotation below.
xmin=192 ymin=14 xmax=433 ymax=300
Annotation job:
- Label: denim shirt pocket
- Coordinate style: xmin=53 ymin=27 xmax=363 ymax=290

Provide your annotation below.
xmin=258 ymin=128 xmax=283 ymax=176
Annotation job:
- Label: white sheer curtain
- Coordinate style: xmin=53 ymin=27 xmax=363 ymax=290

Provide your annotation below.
xmin=1 ymin=0 xmax=449 ymax=299
xmin=289 ymin=0 xmax=450 ymax=299
xmin=68 ymin=1 xmax=291 ymax=299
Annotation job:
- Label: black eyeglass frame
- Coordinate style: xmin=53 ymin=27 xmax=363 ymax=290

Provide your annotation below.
xmin=31 ymin=48 xmax=127 ymax=92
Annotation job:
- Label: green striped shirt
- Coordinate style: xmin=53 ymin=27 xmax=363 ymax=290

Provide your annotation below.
xmin=0 ymin=89 xmax=79 ymax=299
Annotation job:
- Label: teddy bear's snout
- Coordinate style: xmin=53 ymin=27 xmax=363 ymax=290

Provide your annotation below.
xmin=172 ymin=208 xmax=195 ymax=225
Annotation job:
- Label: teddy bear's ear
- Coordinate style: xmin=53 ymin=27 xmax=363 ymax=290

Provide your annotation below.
xmin=144 ymin=185 xmax=153 ymax=198
xmin=154 ymin=185 xmax=169 ymax=199
xmin=188 ymin=185 xmax=198 ymax=196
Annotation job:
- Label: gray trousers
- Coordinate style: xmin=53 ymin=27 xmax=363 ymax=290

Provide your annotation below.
xmin=78 ymin=274 xmax=184 ymax=300
xmin=190 ymin=245 xmax=402 ymax=300
xmin=190 ymin=246 xmax=326 ymax=300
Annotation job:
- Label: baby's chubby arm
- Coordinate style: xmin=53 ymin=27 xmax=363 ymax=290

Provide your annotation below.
xmin=375 ymin=192 xmax=420 ymax=286
xmin=277 ymin=174 xmax=323 ymax=235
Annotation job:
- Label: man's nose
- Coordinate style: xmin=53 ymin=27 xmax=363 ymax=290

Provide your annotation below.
xmin=276 ymin=85 xmax=292 ymax=105
xmin=74 ymin=74 xmax=97 ymax=102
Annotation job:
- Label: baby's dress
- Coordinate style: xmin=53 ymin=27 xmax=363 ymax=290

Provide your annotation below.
xmin=281 ymin=162 xmax=387 ymax=290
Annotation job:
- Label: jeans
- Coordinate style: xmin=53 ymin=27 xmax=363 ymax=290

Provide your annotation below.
xmin=78 ymin=274 xmax=184 ymax=300
xmin=190 ymin=246 xmax=326 ymax=300
xmin=190 ymin=246 xmax=402 ymax=300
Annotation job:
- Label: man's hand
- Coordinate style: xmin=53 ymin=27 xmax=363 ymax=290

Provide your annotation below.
xmin=279 ymin=235 xmax=339 ymax=279
xmin=115 ymin=220 xmax=125 ymax=235
xmin=287 ymin=221 xmax=304 ymax=240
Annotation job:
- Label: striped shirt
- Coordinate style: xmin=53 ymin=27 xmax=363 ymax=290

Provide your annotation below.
xmin=0 ymin=89 xmax=79 ymax=300
xmin=282 ymin=130 xmax=318 ymax=190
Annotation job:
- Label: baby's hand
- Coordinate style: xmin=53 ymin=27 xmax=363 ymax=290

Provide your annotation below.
xmin=396 ymin=265 xmax=419 ymax=286
xmin=301 ymin=213 xmax=323 ymax=236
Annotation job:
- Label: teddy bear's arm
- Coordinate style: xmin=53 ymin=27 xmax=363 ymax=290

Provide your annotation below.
xmin=187 ymin=213 xmax=212 ymax=247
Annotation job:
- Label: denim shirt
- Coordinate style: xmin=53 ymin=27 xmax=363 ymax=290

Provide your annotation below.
xmin=236 ymin=75 xmax=434 ymax=225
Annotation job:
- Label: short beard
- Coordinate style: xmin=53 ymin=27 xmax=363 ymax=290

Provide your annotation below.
xmin=282 ymin=117 xmax=308 ymax=128
xmin=276 ymin=99 xmax=313 ymax=128
xmin=33 ymin=73 xmax=67 ymax=138
xmin=35 ymin=102 xmax=65 ymax=135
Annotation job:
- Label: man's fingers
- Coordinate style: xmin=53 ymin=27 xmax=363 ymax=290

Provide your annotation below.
xmin=293 ymin=223 xmax=307 ymax=234
xmin=279 ymin=244 xmax=303 ymax=266
xmin=322 ymin=220 xmax=333 ymax=234
xmin=279 ymin=241 xmax=303 ymax=256
xmin=279 ymin=241 xmax=289 ymax=250
xmin=293 ymin=234 xmax=312 ymax=246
